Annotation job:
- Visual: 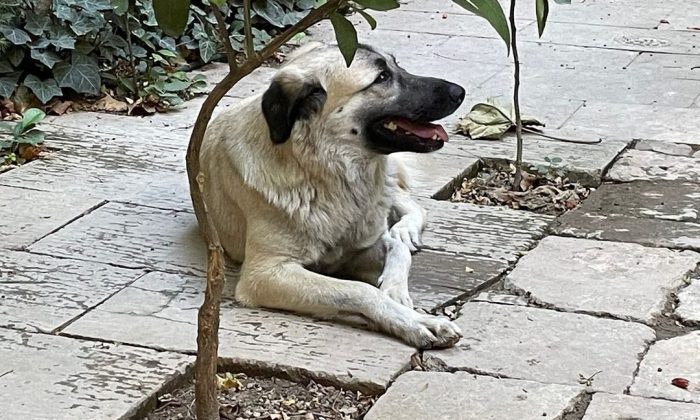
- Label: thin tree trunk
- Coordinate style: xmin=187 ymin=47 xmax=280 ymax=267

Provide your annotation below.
xmin=189 ymin=2 xmax=347 ymax=418
xmin=509 ymin=0 xmax=524 ymax=191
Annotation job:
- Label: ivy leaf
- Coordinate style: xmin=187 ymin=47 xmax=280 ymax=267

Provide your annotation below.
xmin=330 ymin=12 xmax=358 ymax=67
xmin=0 ymin=25 xmax=32 ymax=45
xmin=198 ymin=38 xmax=217 ymax=63
xmin=253 ymin=0 xmax=287 ymax=28
xmin=553 ymin=0 xmax=571 ymax=3
xmin=153 ymin=0 xmax=191 ymax=37
xmin=8 ymin=47 xmax=24 ymax=67
xmin=24 ymin=11 xmax=53 ymax=36
xmin=452 ymin=0 xmax=510 ymax=54
xmin=0 ymin=60 xmax=13 ymax=73
xmin=355 ymin=0 xmax=400 ymax=11
xmin=30 ymin=49 xmax=61 ymax=68
xmin=357 ymin=10 xmax=377 ymax=30
xmin=53 ymin=52 xmax=100 ymax=94
xmin=48 ymin=26 xmax=76 ymax=49
xmin=111 ymin=0 xmax=129 ymax=15
xmin=536 ymin=0 xmax=549 ymax=37
xmin=69 ymin=13 xmax=104 ymax=36
xmin=18 ymin=129 xmax=45 ymax=145
xmin=23 ymin=75 xmax=62 ymax=104
xmin=0 ymin=73 xmax=21 ymax=99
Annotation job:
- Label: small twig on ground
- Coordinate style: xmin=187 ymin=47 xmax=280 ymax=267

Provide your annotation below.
xmin=0 ymin=370 xmax=14 ymax=379
xmin=578 ymin=370 xmax=603 ymax=386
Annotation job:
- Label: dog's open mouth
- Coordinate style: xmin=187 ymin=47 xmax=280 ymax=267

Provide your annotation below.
xmin=381 ymin=117 xmax=449 ymax=142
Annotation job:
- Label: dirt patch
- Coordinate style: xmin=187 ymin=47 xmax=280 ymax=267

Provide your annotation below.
xmin=146 ymin=373 xmax=376 ymax=420
xmin=451 ymin=164 xmax=592 ymax=216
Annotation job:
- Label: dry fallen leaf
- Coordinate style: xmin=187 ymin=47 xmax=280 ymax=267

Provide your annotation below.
xmin=18 ymin=144 xmax=42 ymax=161
xmin=94 ymin=94 xmax=128 ymax=113
xmin=216 ymin=372 xmax=243 ymax=390
xmin=48 ymin=100 xmax=74 ymax=116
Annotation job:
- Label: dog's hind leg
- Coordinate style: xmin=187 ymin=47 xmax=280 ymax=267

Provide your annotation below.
xmin=236 ymin=255 xmax=462 ymax=349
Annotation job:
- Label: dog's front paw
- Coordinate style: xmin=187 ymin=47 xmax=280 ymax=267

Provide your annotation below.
xmin=390 ymin=219 xmax=423 ymax=253
xmin=381 ymin=283 xmax=414 ymax=309
xmin=403 ymin=315 xmax=462 ymax=350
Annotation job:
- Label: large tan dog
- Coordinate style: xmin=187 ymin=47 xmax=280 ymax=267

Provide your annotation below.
xmin=200 ymin=42 xmax=465 ymax=349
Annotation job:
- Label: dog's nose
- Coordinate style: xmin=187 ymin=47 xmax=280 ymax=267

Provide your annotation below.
xmin=448 ymin=84 xmax=465 ymax=105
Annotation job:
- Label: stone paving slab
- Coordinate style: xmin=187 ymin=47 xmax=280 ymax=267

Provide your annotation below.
xmin=677 ymin=279 xmax=700 ymax=326
xmin=0 ymin=250 xmax=144 ymax=332
xmin=63 ymin=271 xmax=415 ymax=393
xmin=636 ymin=139 xmax=697 ymax=157
xmin=409 ymin=251 xmax=509 ymax=309
xmin=29 ymin=202 xmax=205 ymax=275
xmin=418 ymin=198 xmax=553 ymax=263
xmin=607 ymin=150 xmax=700 ymax=182
xmin=583 ymin=393 xmax=700 ymax=420
xmin=630 ymin=331 xmax=700 ymax=404
xmin=0 ymin=185 xmax=104 ymax=250
xmin=629 ymin=52 xmax=700 ymax=82
xmin=563 ymin=102 xmax=700 ymax=145
xmin=365 ymin=371 xmax=584 ymax=420
xmin=504 ymin=236 xmax=700 ymax=323
xmin=445 ymin=135 xmax=628 ymax=187
xmin=0 ymin=328 xmax=192 ymax=420
xmin=427 ymin=302 xmax=655 ymax=392
xmin=519 ymin=20 xmax=700 ymax=55
xmin=478 ymin=59 xmax=700 ymax=107
xmin=396 ymin=148 xmax=479 ymax=198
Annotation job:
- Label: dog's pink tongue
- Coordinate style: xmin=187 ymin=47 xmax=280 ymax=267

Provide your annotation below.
xmin=392 ymin=118 xmax=449 ymax=141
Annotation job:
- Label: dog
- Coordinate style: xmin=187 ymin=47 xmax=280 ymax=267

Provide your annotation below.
xmin=200 ymin=42 xmax=465 ymax=349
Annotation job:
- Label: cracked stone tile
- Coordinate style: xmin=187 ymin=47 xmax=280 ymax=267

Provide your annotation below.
xmin=0 ymin=328 xmax=192 ymax=419
xmin=0 ymin=250 xmax=144 ymax=332
xmin=396 ymin=148 xmax=479 ymax=198
xmin=677 ymin=279 xmax=700 ymax=326
xmin=29 ymin=202 xmax=205 ymax=274
xmin=630 ymin=331 xmax=700 ymax=403
xmin=409 ymin=251 xmax=509 ymax=310
xmin=583 ymin=393 xmax=700 ymax=419
xmin=0 ymin=185 xmax=104 ymax=249
xmin=426 ymin=302 xmax=655 ymax=392
xmin=445 ymin=135 xmax=628 ymax=187
xmin=365 ymin=371 xmax=584 ymax=420
xmin=472 ymin=291 xmax=530 ymax=307
xmin=563 ymin=102 xmax=700 ymax=145
xmin=636 ymin=139 xmax=696 ymax=157
xmin=607 ymin=150 xmax=700 ymax=182
xmin=63 ymin=271 xmax=415 ymax=393
xmin=504 ymin=236 xmax=700 ymax=323
xmin=519 ymin=21 xmax=700 ymax=55
xmin=418 ymin=198 xmax=553 ymax=263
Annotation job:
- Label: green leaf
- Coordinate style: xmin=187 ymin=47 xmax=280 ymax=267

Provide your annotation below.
xmin=18 ymin=129 xmax=45 ymax=145
xmin=69 ymin=13 xmax=104 ymax=36
xmin=357 ymin=10 xmax=377 ymax=30
xmin=53 ymin=52 xmax=101 ymax=94
xmin=0 ymin=25 xmax=31 ymax=45
xmin=23 ymin=75 xmax=62 ymax=104
xmin=163 ymin=79 xmax=191 ymax=92
xmin=253 ymin=0 xmax=288 ymax=28
xmin=30 ymin=49 xmax=61 ymax=68
xmin=0 ymin=122 xmax=12 ymax=132
xmin=209 ymin=0 xmax=226 ymax=6
xmin=198 ymin=38 xmax=217 ymax=63
xmin=24 ymin=11 xmax=53 ymax=36
xmin=19 ymin=108 xmax=46 ymax=132
xmin=452 ymin=0 xmax=510 ymax=53
xmin=48 ymin=26 xmax=76 ymax=49
xmin=536 ymin=0 xmax=549 ymax=37
xmin=8 ymin=47 xmax=24 ymax=67
xmin=0 ymin=60 xmax=12 ymax=73
xmin=355 ymin=0 xmax=399 ymax=11
xmin=111 ymin=0 xmax=129 ymax=15
xmin=0 ymin=73 xmax=20 ymax=98
xmin=553 ymin=0 xmax=571 ymax=3
xmin=157 ymin=48 xmax=178 ymax=58
xmin=330 ymin=12 xmax=358 ymax=67
xmin=153 ymin=0 xmax=191 ymax=37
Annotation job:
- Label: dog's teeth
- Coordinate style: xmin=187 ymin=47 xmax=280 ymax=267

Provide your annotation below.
xmin=431 ymin=134 xmax=439 ymax=140
xmin=384 ymin=121 xmax=397 ymax=131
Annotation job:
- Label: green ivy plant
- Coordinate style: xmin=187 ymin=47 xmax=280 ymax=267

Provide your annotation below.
xmin=0 ymin=107 xmax=46 ymax=166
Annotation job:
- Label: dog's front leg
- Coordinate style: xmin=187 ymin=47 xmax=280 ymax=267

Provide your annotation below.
xmin=377 ymin=231 xmax=413 ymax=308
xmin=236 ymin=257 xmax=462 ymax=349
xmin=389 ymin=191 xmax=426 ymax=252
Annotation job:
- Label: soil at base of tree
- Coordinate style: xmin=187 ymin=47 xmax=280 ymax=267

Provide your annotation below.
xmin=146 ymin=373 xmax=376 ymax=420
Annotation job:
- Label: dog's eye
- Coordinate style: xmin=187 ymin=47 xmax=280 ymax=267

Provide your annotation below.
xmin=374 ymin=70 xmax=391 ymax=84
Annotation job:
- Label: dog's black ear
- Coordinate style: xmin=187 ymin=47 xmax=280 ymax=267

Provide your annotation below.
xmin=261 ymin=78 xmax=327 ymax=144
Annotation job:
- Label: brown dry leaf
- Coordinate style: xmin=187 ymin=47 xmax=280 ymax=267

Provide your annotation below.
xmin=47 ymin=100 xmax=74 ymax=116
xmin=94 ymin=94 xmax=128 ymax=113
xmin=127 ymin=98 xmax=157 ymax=115
xmin=18 ymin=144 xmax=42 ymax=161
xmin=216 ymin=372 xmax=243 ymax=390
xmin=671 ymin=377 xmax=689 ymax=389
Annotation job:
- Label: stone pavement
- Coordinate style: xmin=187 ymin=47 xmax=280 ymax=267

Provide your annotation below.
xmin=1 ymin=0 xmax=700 ymax=418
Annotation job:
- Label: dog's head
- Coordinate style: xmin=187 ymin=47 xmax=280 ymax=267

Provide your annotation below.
xmin=261 ymin=42 xmax=465 ymax=154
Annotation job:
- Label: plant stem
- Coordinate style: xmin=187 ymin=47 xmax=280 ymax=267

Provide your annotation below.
xmin=211 ymin=5 xmax=237 ymax=71
xmin=243 ymin=0 xmax=254 ymax=59
xmin=509 ymin=0 xmax=523 ymax=191
xmin=189 ymin=2 xmax=347 ymax=419
xmin=124 ymin=13 xmax=139 ymax=95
